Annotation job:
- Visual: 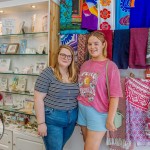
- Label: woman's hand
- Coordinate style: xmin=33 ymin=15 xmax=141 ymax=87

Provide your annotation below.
xmin=106 ymin=120 xmax=117 ymax=132
xmin=38 ymin=123 xmax=47 ymax=137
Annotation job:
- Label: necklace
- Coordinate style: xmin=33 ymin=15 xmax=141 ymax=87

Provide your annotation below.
xmin=62 ymin=73 xmax=70 ymax=83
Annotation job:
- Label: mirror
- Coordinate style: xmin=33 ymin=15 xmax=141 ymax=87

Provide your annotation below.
xmin=0 ymin=112 xmax=4 ymax=139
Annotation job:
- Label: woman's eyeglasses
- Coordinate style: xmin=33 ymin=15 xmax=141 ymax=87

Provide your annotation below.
xmin=59 ymin=53 xmax=72 ymax=60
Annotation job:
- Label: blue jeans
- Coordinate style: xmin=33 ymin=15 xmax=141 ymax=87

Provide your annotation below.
xmin=43 ymin=106 xmax=78 ymax=150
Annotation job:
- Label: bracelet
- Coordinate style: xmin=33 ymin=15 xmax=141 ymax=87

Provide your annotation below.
xmin=38 ymin=122 xmax=45 ymax=125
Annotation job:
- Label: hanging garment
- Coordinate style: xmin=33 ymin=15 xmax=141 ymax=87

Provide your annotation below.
xmin=106 ymin=78 xmax=134 ymax=150
xmin=60 ymin=30 xmax=89 ymax=35
xmin=72 ymin=0 xmax=83 ymax=23
xmin=98 ymin=0 xmax=115 ymax=30
xmin=129 ymin=28 xmax=149 ymax=69
xmin=60 ymin=0 xmax=81 ymax=30
xmin=60 ymin=34 xmax=78 ymax=62
xmin=99 ymin=30 xmax=113 ymax=60
xmin=146 ymin=29 xmax=150 ymax=65
xmin=115 ymin=0 xmax=130 ymax=30
xmin=125 ymin=77 xmax=150 ymax=146
xmin=113 ymin=29 xmax=130 ymax=69
xmin=81 ymin=0 xmax=98 ymax=30
xmin=145 ymin=102 xmax=150 ymax=139
xmin=60 ymin=0 xmax=72 ymax=30
xmin=77 ymin=34 xmax=89 ymax=68
xmin=130 ymin=0 xmax=150 ymax=28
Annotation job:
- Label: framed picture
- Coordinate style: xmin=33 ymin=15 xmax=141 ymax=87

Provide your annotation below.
xmin=6 ymin=43 xmax=19 ymax=54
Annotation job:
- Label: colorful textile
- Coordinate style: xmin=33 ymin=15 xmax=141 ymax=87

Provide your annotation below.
xmin=60 ymin=34 xmax=78 ymax=62
xmin=106 ymin=78 xmax=133 ymax=150
xmin=115 ymin=0 xmax=130 ymax=30
xmin=60 ymin=0 xmax=72 ymax=30
xmin=129 ymin=28 xmax=149 ymax=69
xmin=77 ymin=34 xmax=89 ymax=68
xmin=145 ymin=102 xmax=150 ymax=139
xmin=98 ymin=0 xmax=115 ymax=30
xmin=81 ymin=1 xmax=98 ymax=30
xmin=130 ymin=0 xmax=150 ymax=28
xmin=99 ymin=30 xmax=113 ymax=60
xmin=125 ymin=77 xmax=150 ymax=145
xmin=113 ymin=29 xmax=130 ymax=69
xmin=60 ymin=29 xmax=89 ymax=35
xmin=77 ymin=60 xmax=122 ymax=113
xmin=72 ymin=0 xmax=83 ymax=22
xmin=146 ymin=29 xmax=150 ymax=65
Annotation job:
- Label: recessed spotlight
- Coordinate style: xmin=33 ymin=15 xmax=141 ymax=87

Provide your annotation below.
xmin=0 ymin=10 xmax=4 ymax=13
xmin=31 ymin=5 xmax=36 ymax=9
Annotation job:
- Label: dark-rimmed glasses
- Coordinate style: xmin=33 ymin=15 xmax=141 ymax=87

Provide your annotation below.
xmin=59 ymin=53 xmax=72 ymax=60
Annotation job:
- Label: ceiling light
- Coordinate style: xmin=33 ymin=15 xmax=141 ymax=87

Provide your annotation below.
xmin=31 ymin=5 xmax=36 ymax=9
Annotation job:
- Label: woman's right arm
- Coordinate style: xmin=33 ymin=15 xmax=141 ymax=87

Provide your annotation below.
xmin=34 ymin=90 xmax=47 ymax=137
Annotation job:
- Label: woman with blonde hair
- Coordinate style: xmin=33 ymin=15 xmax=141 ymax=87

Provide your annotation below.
xmin=77 ymin=31 xmax=122 ymax=150
xmin=34 ymin=45 xmax=79 ymax=150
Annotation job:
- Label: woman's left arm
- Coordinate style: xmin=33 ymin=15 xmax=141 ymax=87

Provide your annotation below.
xmin=106 ymin=97 xmax=119 ymax=131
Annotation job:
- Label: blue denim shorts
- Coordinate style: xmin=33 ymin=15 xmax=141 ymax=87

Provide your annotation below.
xmin=77 ymin=103 xmax=108 ymax=131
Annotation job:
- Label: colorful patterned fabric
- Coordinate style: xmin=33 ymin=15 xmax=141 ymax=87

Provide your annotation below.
xmin=99 ymin=30 xmax=113 ymax=60
xmin=60 ymin=29 xmax=89 ymax=35
xmin=81 ymin=1 xmax=98 ymax=30
xmin=107 ymin=78 xmax=133 ymax=150
xmin=77 ymin=34 xmax=89 ymax=68
xmin=98 ymin=0 xmax=115 ymax=30
xmin=60 ymin=0 xmax=72 ymax=30
xmin=125 ymin=77 xmax=150 ymax=145
xmin=72 ymin=0 xmax=83 ymax=23
xmin=60 ymin=0 xmax=81 ymax=30
xmin=130 ymin=0 xmax=150 ymax=28
xmin=113 ymin=29 xmax=130 ymax=69
xmin=145 ymin=102 xmax=150 ymax=139
xmin=115 ymin=0 xmax=130 ymax=30
xmin=146 ymin=29 xmax=150 ymax=65
xmin=129 ymin=28 xmax=149 ymax=69
xmin=60 ymin=34 xmax=78 ymax=62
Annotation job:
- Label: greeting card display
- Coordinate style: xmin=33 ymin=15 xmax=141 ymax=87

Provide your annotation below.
xmin=17 ymin=77 xmax=27 ymax=92
xmin=2 ymin=18 xmax=16 ymax=34
xmin=0 ymin=59 xmax=10 ymax=72
xmin=0 ymin=43 xmax=8 ymax=54
xmin=12 ymin=96 xmax=24 ymax=109
xmin=20 ymin=99 xmax=34 ymax=114
xmin=3 ymin=93 xmax=13 ymax=106
xmin=19 ymin=39 xmax=27 ymax=54
xmin=35 ymin=62 xmax=47 ymax=74
xmin=0 ymin=78 xmax=8 ymax=91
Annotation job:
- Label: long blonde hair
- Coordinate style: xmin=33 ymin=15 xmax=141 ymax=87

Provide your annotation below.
xmin=87 ymin=31 xmax=108 ymax=57
xmin=53 ymin=45 xmax=78 ymax=83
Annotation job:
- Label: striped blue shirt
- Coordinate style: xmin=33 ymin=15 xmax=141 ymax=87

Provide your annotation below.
xmin=35 ymin=67 xmax=79 ymax=110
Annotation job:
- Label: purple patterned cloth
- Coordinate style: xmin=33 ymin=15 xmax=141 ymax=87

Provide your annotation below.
xmin=60 ymin=34 xmax=78 ymax=62
xmin=125 ymin=78 xmax=150 ymax=145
